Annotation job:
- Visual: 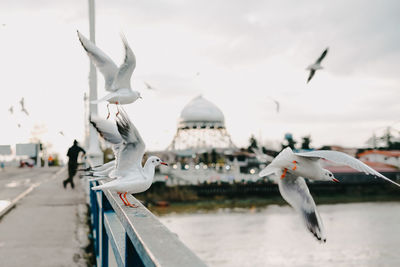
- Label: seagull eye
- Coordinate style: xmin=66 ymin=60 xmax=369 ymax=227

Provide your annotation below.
xmin=329 ymin=174 xmax=332 ymax=177
xmin=157 ymin=159 xmax=159 ymax=162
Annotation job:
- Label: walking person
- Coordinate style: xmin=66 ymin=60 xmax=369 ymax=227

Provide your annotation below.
xmin=63 ymin=140 xmax=86 ymax=189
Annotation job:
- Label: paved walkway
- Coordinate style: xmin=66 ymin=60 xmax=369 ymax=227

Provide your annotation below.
xmin=0 ymin=167 xmax=91 ymax=267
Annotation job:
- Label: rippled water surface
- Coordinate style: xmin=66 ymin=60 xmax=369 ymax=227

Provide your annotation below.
xmin=159 ymin=202 xmax=400 ymax=267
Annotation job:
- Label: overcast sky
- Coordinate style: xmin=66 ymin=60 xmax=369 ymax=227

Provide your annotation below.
xmin=1 ymin=0 xmax=400 ymax=158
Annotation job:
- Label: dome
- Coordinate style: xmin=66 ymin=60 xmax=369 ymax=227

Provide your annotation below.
xmin=178 ymin=95 xmax=225 ymax=129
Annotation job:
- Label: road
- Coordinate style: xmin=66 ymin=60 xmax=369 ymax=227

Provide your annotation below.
xmin=0 ymin=167 xmax=90 ymax=267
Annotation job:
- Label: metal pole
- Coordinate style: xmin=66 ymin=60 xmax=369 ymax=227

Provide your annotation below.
xmin=86 ymin=0 xmax=103 ymax=165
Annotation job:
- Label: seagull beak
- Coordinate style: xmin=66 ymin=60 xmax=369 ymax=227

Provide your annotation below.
xmin=332 ymin=178 xmax=340 ymax=183
xmin=161 ymin=162 xmax=168 ymax=166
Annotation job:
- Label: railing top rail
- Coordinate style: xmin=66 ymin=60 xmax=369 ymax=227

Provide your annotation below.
xmin=98 ymin=180 xmax=206 ymax=267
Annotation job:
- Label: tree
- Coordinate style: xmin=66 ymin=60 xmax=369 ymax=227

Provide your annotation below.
xmin=301 ymin=136 xmax=311 ymax=149
xmin=247 ymin=135 xmax=258 ymax=151
xmin=282 ymin=133 xmax=296 ymax=150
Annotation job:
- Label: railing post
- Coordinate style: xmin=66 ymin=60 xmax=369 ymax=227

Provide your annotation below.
xmin=125 ymin=233 xmax=145 ymax=267
xmin=101 ymin=190 xmax=112 ymax=267
xmin=89 ymin=181 xmax=100 ymax=257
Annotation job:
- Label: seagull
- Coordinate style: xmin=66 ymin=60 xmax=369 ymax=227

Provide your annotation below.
xmin=19 ymin=97 xmax=29 ymax=116
xmin=306 ymin=47 xmax=328 ymax=83
xmin=8 ymin=106 xmax=13 ymax=114
xmin=59 ymin=131 xmax=65 ymax=136
xmin=259 ymin=147 xmax=400 ymax=242
xmin=269 ymin=98 xmax=280 ymax=113
xmin=77 ymin=31 xmax=142 ymax=119
xmin=144 ymin=81 xmax=156 ymax=90
xmin=90 ymin=108 xmax=168 ymax=207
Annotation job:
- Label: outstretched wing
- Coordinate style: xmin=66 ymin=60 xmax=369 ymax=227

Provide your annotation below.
xmin=279 ymin=173 xmax=326 ymax=242
xmin=315 ymin=47 xmax=328 ymax=64
xmin=115 ymin=107 xmax=145 ymax=173
xmin=295 ymin=150 xmax=400 ymax=188
xmin=90 ymin=115 xmax=123 ymax=144
xmin=307 ymin=69 xmax=315 ymax=83
xmin=77 ymin=31 xmax=119 ymax=91
xmin=111 ymin=34 xmax=136 ymax=90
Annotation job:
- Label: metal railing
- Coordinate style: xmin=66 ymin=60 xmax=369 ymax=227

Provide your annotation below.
xmin=88 ymin=180 xmax=206 ymax=267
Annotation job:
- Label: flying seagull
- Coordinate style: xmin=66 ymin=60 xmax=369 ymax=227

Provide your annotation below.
xmin=19 ymin=97 xmax=29 ymax=116
xmin=269 ymin=98 xmax=280 ymax=113
xmin=144 ymin=81 xmax=156 ymax=90
xmin=77 ymin=31 xmax=142 ymax=119
xmin=306 ymin=47 xmax=328 ymax=83
xmin=8 ymin=106 xmax=13 ymax=114
xmin=259 ymin=147 xmax=400 ymax=242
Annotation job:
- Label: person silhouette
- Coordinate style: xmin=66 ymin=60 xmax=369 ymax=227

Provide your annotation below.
xmin=63 ymin=140 xmax=86 ymax=189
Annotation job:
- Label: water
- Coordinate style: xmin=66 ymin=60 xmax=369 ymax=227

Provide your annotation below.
xmin=159 ymin=202 xmax=400 ymax=266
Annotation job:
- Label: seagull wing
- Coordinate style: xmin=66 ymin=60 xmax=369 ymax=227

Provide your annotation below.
xmin=115 ymin=107 xmax=145 ymax=173
xmin=111 ymin=34 xmax=136 ymax=90
xmin=279 ymin=173 xmax=326 ymax=242
xmin=307 ymin=69 xmax=315 ymax=83
xmin=295 ymin=150 xmax=400 ymax=188
xmin=315 ymin=47 xmax=328 ymax=64
xmin=90 ymin=115 xmax=123 ymax=144
xmin=77 ymin=31 xmax=119 ymax=91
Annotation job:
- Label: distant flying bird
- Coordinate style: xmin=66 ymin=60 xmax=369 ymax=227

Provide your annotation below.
xmin=19 ymin=97 xmax=29 ymax=116
xmin=59 ymin=131 xmax=65 ymax=136
xmin=90 ymin=108 xmax=168 ymax=207
xmin=8 ymin=106 xmax=13 ymax=114
xmin=77 ymin=31 xmax=142 ymax=119
xmin=259 ymin=147 xmax=400 ymax=242
xmin=144 ymin=81 xmax=156 ymax=90
xmin=269 ymin=98 xmax=280 ymax=113
xmin=17 ymin=123 xmax=21 ymax=128
xmin=306 ymin=47 xmax=329 ymax=83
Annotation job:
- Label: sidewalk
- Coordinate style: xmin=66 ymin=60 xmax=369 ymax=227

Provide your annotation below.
xmin=0 ymin=167 xmax=91 ymax=267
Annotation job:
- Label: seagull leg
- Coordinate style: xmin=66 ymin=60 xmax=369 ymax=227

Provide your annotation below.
xmin=118 ymin=192 xmax=129 ymax=206
xmin=123 ymin=192 xmax=139 ymax=208
xmin=115 ymin=102 xmax=120 ymax=117
xmin=292 ymin=161 xmax=298 ymax=171
xmin=281 ymin=168 xmax=288 ymax=179
xmin=106 ymin=103 xmax=111 ymax=119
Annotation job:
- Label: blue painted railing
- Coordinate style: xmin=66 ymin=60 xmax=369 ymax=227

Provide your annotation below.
xmin=88 ymin=180 xmax=206 ymax=267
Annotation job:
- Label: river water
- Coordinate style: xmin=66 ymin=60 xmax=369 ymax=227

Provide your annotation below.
xmin=159 ymin=202 xmax=400 ymax=267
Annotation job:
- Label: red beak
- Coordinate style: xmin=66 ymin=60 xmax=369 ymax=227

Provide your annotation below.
xmin=161 ymin=162 xmax=168 ymax=166
xmin=332 ymin=178 xmax=340 ymax=183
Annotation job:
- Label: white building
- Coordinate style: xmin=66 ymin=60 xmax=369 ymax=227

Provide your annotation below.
xmin=167 ymin=95 xmax=236 ymax=153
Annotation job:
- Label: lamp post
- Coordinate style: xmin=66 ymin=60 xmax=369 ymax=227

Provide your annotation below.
xmin=86 ymin=0 xmax=103 ymax=165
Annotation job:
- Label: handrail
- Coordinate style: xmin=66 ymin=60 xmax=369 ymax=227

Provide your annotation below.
xmin=88 ymin=179 xmax=206 ymax=267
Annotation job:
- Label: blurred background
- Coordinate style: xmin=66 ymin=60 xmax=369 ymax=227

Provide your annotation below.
xmin=1 ymin=1 xmax=400 ymax=266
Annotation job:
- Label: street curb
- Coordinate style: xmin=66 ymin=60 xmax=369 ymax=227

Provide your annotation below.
xmin=0 ymin=167 xmax=66 ymax=220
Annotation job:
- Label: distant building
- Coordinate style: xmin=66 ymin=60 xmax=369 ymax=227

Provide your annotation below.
xmin=167 ymin=95 xmax=236 ymax=153
xmin=357 ymin=150 xmax=400 ymax=168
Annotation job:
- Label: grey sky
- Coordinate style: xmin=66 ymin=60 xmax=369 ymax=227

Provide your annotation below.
xmin=1 ymin=0 xmax=399 ymax=157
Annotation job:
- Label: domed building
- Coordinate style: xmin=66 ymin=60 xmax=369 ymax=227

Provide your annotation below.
xmin=167 ymin=95 xmax=236 ymax=152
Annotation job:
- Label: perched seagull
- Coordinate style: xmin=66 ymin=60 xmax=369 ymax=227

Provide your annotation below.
xmin=77 ymin=31 xmax=142 ymax=119
xmin=306 ymin=47 xmax=328 ymax=83
xmin=8 ymin=106 xmax=13 ymax=114
xmin=19 ymin=97 xmax=29 ymax=116
xmin=90 ymin=108 xmax=168 ymax=207
xmin=259 ymin=147 xmax=400 ymax=242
